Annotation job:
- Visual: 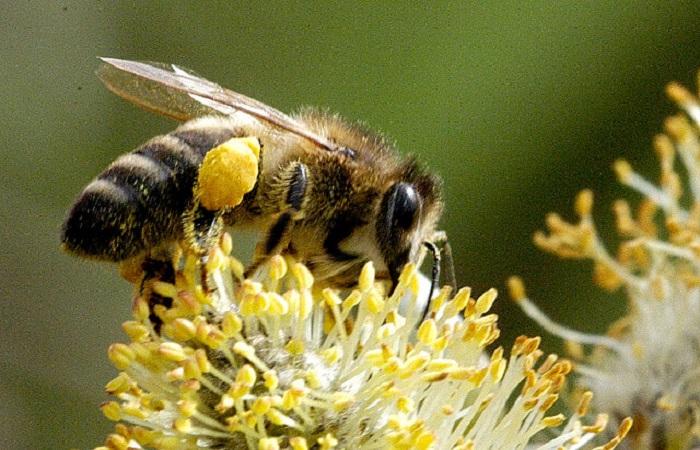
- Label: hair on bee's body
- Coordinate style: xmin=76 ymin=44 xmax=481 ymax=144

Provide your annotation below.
xmin=61 ymin=58 xmax=445 ymax=290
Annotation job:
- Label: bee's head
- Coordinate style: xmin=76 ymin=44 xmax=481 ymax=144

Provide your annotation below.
xmin=375 ymin=160 xmax=443 ymax=289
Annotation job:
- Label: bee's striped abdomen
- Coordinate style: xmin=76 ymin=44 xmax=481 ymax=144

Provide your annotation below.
xmin=61 ymin=121 xmax=239 ymax=260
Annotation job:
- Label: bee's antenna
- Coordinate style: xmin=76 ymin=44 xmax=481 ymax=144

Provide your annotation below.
xmin=421 ymin=241 xmax=441 ymax=322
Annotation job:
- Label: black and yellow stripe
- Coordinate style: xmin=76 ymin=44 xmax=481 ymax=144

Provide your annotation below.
xmin=61 ymin=118 xmax=239 ymax=260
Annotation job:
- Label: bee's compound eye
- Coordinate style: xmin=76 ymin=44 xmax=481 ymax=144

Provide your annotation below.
xmin=387 ymin=182 xmax=420 ymax=230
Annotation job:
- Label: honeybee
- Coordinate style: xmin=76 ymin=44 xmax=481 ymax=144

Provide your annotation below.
xmin=61 ymin=58 xmax=450 ymax=294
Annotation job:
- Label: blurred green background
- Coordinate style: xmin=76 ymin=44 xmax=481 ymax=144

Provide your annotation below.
xmin=3 ymin=1 xmax=700 ymax=448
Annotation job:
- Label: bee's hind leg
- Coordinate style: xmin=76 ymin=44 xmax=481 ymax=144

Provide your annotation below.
xmin=245 ymin=162 xmax=309 ymax=278
xmin=181 ymin=199 xmax=226 ymax=292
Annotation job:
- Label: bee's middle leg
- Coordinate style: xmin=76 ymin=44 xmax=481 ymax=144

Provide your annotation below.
xmin=245 ymin=162 xmax=308 ymax=277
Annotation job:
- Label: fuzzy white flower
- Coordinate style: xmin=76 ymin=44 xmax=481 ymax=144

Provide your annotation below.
xmin=94 ymin=232 xmax=628 ymax=450
xmin=512 ymin=76 xmax=700 ymax=449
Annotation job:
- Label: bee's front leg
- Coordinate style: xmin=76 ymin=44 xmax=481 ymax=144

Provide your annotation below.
xmin=245 ymin=162 xmax=309 ymax=278
xmin=429 ymin=230 xmax=456 ymax=291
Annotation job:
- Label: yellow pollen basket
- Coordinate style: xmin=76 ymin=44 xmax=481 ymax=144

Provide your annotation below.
xmin=196 ymin=136 xmax=261 ymax=211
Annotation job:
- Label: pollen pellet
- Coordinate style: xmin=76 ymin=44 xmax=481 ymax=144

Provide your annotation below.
xmin=196 ymin=136 xmax=260 ymax=211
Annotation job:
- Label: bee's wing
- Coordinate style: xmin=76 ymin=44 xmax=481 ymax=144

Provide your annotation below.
xmin=97 ymin=58 xmax=340 ymax=151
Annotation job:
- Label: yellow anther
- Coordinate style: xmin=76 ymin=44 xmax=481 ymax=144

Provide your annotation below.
xmin=613 ymin=159 xmax=633 ymax=183
xmin=285 ymin=339 xmax=305 ymax=355
xmin=177 ymin=399 xmax=197 ymax=417
xmin=321 ymin=346 xmax=342 ymax=365
xmin=666 ymin=81 xmax=695 ymax=105
xmin=158 ymin=342 xmax=188 ymax=362
xmin=359 ymin=261 xmax=376 ymax=292
xmin=522 ymin=336 xmax=541 ymax=354
xmin=507 ymin=276 xmax=526 ymax=302
xmin=254 ymin=292 xmax=271 ymax=314
xmin=299 ymin=290 xmax=313 ymax=319
xmin=236 ymin=364 xmax=257 ymax=386
xmin=221 ymin=311 xmax=242 ymax=336
xmin=366 ymin=291 xmax=385 ymax=314
xmin=582 ymin=413 xmax=609 ymax=433
xmin=305 ymin=370 xmax=321 ymax=389
xmin=475 ymin=288 xmax=497 ymax=314
xmin=565 ymin=339 xmax=584 ymax=360
xmin=292 ymin=262 xmax=314 ymax=290
xmin=170 ymin=318 xmax=196 ymax=341
xmin=165 ymin=366 xmax=185 ymax=382
xmin=617 ymin=416 xmax=633 ymax=438
xmin=258 ymin=437 xmax=280 ymax=450
xmin=317 ymin=433 xmax=338 ymax=449
xmin=194 ymin=349 xmax=211 ymax=373
xmin=268 ymin=254 xmax=288 ymax=280
xmin=108 ymin=343 xmax=135 ymax=370
xmin=541 ymin=414 xmax=565 ymax=427
xmin=322 ymin=288 xmax=342 ymax=306
xmin=398 ymin=262 xmax=417 ymax=293
xmin=179 ymin=288 xmax=205 ymax=311
xmin=105 ymin=372 xmax=133 ymax=395
xmin=397 ymin=396 xmax=414 ymax=412
xmin=452 ymin=286 xmax=471 ymax=312
xmin=220 ymin=231 xmax=233 ymax=255
xmin=216 ymin=393 xmax=234 ymax=413
xmin=427 ymin=358 xmax=457 ymax=372
xmin=377 ymin=323 xmax=396 ymax=339
xmin=152 ymin=281 xmax=177 ymax=298
xmin=266 ymin=408 xmax=294 ymax=426
xmin=468 ymin=367 xmax=487 ymax=386
xmin=575 ymin=189 xmax=594 ymax=217
xmin=342 ymin=290 xmax=362 ymax=310
xmin=332 ymin=392 xmax=355 ymax=411
xmin=447 ymin=367 xmax=475 ymax=381
xmin=422 ymin=371 xmax=449 ymax=382
xmin=415 ymin=431 xmax=436 ymax=449
xmin=243 ymin=411 xmax=259 ymax=428
xmin=132 ymin=296 xmax=150 ymax=322
xmin=282 ymin=380 xmax=307 ymax=410
xmin=656 ymin=394 xmax=676 ymax=411
xmin=196 ymin=136 xmax=260 ymax=210
xmin=489 ymin=357 xmax=506 ymax=382
xmin=252 ymin=397 xmax=272 ymax=415
xmin=183 ymin=358 xmax=201 ymax=380
xmin=100 ymin=401 xmax=122 ymax=421
xmin=229 ymin=257 xmax=245 ymax=279
xmin=577 ymin=391 xmax=594 ymax=416
xmin=536 ymin=353 xmax=557 ymax=374
xmin=104 ymin=433 xmax=129 ymax=450
xmin=174 ymin=416 xmax=192 ymax=433
xmin=416 ymin=319 xmax=438 ymax=345
xmin=233 ymin=341 xmax=256 ymax=359
xmin=131 ymin=427 xmax=158 ymax=445
xmin=289 ymin=437 xmax=309 ymax=450
xmin=263 ymin=370 xmax=279 ymax=391
xmin=539 ymin=393 xmax=559 ymax=412
xmin=385 ymin=310 xmax=406 ymax=327
xmin=453 ymin=439 xmax=475 ymax=450
xmin=229 ymin=382 xmax=250 ymax=399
